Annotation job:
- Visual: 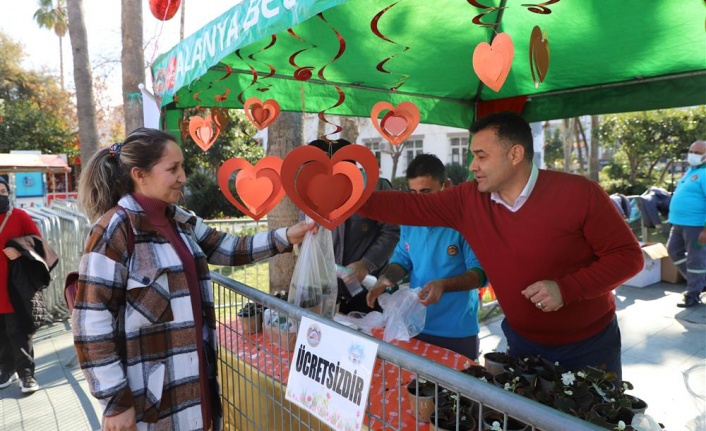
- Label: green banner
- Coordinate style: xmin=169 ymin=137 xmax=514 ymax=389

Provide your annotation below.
xmin=151 ymin=0 xmax=349 ymax=107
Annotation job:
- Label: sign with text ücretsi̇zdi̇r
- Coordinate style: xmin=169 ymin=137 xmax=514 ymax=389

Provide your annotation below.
xmin=285 ymin=316 xmax=378 ymax=431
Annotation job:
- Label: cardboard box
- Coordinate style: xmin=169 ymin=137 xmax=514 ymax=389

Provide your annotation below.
xmin=623 ymin=242 xmax=669 ymax=288
xmin=661 ymin=257 xmax=686 ymax=284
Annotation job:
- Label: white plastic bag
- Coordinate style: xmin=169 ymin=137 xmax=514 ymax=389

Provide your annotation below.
xmin=378 ymin=287 xmax=426 ymax=342
xmin=288 ymin=222 xmax=338 ymax=319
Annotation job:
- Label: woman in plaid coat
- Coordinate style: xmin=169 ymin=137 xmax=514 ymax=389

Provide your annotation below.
xmin=73 ymin=128 xmax=313 ymax=431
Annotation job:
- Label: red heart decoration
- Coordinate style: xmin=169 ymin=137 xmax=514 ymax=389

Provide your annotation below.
xmin=281 ymin=145 xmax=379 ymax=230
xmin=370 ymin=101 xmax=421 ymax=145
xmin=473 ymin=32 xmax=514 ymax=93
xmin=243 ymin=97 xmax=281 ymax=130
xmin=217 ymin=156 xmax=285 ymax=220
xmin=188 ymin=115 xmax=220 ymax=151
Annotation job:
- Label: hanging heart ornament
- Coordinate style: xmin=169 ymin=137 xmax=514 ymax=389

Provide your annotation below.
xmin=370 ymin=101 xmax=421 ymax=145
xmin=188 ymin=115 xmax=220 ymax=151
xmin=217 ymin=156 xmax=285 ymax=220
xmin=529 ymin=26 xmax=550 ymax=88
xmin=243 ymin=97 xmax=281 ymax=130
xmin=281 ymin=145 xmax=379 ymax=230
xmin=472 ymin=32 xmax=515 ymax=92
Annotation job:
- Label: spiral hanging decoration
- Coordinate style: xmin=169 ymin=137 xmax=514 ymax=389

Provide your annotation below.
xmin=521 ymin=0 xmax=561 ymax=15
xmin=370 ymin=2 xmax=411 ymax=92
xmin=313 ymin=13 xmax=347 ymax=140
xmin=235 ymin=36 xmax=278 ymax=104
xmin=467 ymin=0 xmax=506 ymax=27
xmin=287 ymin=28 xmax=317 ymax=82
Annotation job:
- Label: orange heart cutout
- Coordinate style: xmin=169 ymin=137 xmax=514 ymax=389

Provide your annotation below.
xmin=236 ymin=175 xmax=273 ymax=213
xmin=529 ymin=26 xmax=550 ymax=89
xmin=370 ymin=101 xmax=421 ymax=145
xmin=243 ymin=97 xmax=281 ymax=130
xmin=472 ymin=32 xmax=514 ymax=92
xmin=281 ymin=145 xmax=379 ymax=230
xmin=217 ymin=156 xmax=285 ymax=220
xmin=188 ymin=115 xmax=220 ymax=151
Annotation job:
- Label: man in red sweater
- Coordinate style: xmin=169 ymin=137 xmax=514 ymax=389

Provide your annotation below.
xmin=358 ymin=112 xmax=644 ymax=380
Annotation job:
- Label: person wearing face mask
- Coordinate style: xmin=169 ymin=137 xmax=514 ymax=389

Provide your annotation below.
xmin=0 ymin=176 xmax=43 ymax=394
xmin=667 ymin=140 xmax=706 ymax=308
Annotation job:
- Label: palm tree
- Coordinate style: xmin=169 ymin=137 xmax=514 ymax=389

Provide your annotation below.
xmin=66 ymin=0 xmax=98 ymax=163
xmin=33 ymin=0 xmax=68 ymax=90
xmin=121 ymin=0 xmax=145 ymax=132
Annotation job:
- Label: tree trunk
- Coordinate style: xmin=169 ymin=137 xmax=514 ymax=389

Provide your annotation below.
xmin=267 ymin=111 xmax=303 ymax=292
xmin=589 ymin=115 xmax=600 ymax=182
xmin=121 ymin=0 xmax=144 ymax=133
xmin=317 ymin=115 xmax=326 ymax=140
xmin=58 ymin=36 xmax=64 ymax=90
xmin=340 ymin=116 xmax=360 ymax=143
xmin=66 ymin=0 xmax=98 ymax=163
xmin=574 ymin=118 xmax=585 ymax=175
xmin=562 ymin=118 xmax=573 ymax=173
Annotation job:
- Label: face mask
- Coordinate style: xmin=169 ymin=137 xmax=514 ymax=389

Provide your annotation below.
xmin=687 ymin=153 xmax=705 ymax=167
xmin=0 ymin=195 xmax=9 ymax=213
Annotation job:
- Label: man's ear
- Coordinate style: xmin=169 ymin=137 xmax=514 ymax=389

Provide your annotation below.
xmin=444 ymin=178 xmax=453 ymax=189
xmin=510 ymin=144 xmax=525 ymax=165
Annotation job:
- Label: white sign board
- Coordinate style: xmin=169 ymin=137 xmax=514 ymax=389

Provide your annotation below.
xmin=285 ymin=316 xmax=378 ymax=431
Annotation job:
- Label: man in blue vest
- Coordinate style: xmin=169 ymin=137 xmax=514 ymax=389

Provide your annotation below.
xmin=366 ymin=154 xmax=486 ymax=359
xmin=668 ymin=140 xmax=706 ymax=308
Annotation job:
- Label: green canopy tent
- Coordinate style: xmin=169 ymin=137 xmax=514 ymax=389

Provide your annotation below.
xmin=151 ymin=0 xmax=705 ymax=134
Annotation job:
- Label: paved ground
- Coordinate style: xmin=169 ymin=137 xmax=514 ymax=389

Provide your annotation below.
xmin=478 ymin=281 xmax=705 ymax=431
xmin=1 ymin=281 xmax=703 ymax=431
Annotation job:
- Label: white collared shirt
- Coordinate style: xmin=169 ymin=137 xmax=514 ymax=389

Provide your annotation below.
xmin=490 ymin=164 xmax=539 ymax=212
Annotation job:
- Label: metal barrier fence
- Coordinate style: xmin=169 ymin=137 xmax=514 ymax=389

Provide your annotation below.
xmin=211 ymin=273 xmax=603 ymax=431
xmin=24 ymin=199 xmax=90 ymax=320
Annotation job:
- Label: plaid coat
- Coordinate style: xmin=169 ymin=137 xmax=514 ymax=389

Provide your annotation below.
xmin=72 ymin=195 xmax=291 ymax=431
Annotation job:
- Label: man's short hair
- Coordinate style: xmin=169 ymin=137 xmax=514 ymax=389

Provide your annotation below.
xmin=470 ymin=111 xmax=534 ymax=161
xmin=406 ymin=153 xmax=446 ymax=184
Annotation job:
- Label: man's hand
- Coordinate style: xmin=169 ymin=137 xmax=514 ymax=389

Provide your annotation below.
xmin=698 ymin=228 xmax=706 ymax=246
xmin=418 ymin=280 xmax=445 ymax=306
xmin=521 ymin=280 xmax=564 ymax=312
xmin=366 ymin=276 xmax=395 ymax=309
xmin=347 ymin=260 xmax=370 ymax=283
xmin=102 ymin=406 xmax=137 ymax=431
xmin=285 ymin=221 xmax=316 ymax=245
xmin=2 ymin=247 xmax=20 ymax=260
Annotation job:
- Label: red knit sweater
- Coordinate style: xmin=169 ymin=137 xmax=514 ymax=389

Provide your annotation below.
xmin=0 ymin=208 xmax=41 ymax=314
xmin=359 ymin=170 xmax=644 ymax=345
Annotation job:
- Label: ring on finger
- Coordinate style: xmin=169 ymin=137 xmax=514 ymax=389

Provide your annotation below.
xmin=536 ymin=301 xmax=544 ymax=310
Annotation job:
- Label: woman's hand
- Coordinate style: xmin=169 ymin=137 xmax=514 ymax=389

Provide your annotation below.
xmin=285 ymin=221 xmax=316 ymax=245
xmin=2 ymin=247 xmax=20 ymax=260
xmin=102 ymin=407 xmax=137 ymax=431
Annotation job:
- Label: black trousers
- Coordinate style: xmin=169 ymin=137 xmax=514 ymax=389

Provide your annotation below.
xmin=0 ymin=312 xmax=35 ymax=378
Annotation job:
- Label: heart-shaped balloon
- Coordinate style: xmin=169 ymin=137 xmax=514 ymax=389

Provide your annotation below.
xmin=370 ymin=101 xmax=421 ymax=145
xmin=188 ymin=115 xmax=220 ymax=151
xmin=529 ymin=26 xmax=550 ymax=88
xmin=243 ymin=97 xmax=281 ymax=130
xmin=217 ymin=156 xmax=285 ymax=220
xmin=281 ymin=145 xmax=379 ymax=230
xmin=472 ymin=32 xmax=514 ymax=92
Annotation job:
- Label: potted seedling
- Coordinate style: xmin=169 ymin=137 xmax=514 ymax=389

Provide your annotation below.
xmin=406 ymin=376 xmax=438 ymax=423
xmin=237 ymin=302 xmax=263 ymax=334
